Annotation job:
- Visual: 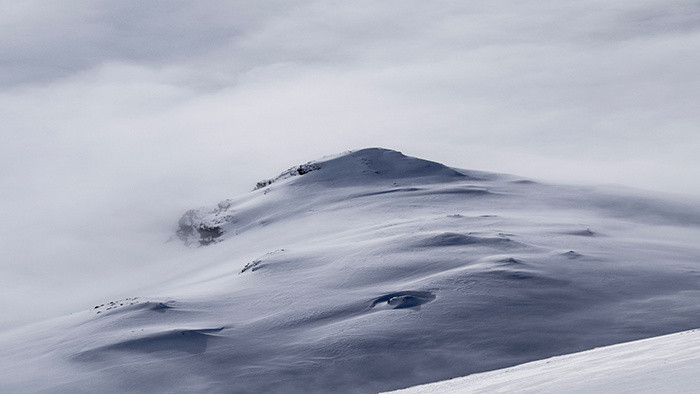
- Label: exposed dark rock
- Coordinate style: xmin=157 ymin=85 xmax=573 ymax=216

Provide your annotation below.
xmin=370 ymin=291 xmax=436 ymax=310
xmin=197 ymin=225 xmax=223 ymax=246
xmin=241 ymin=260 xmax=262 ymax=273
xmin=176 ymin=209 xmax=225 ymax=247
xmin=253 ymin=162 xmax=321 ymax=190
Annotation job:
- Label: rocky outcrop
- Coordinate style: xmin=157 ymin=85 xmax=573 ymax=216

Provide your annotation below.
xmin=176 ymin=206 xmax=231 ymax=247
xmin=253 ymin=162 xmax=321 ymax=190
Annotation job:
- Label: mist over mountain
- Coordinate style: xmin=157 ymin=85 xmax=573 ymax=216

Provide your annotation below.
xmin=1 ymin=148 xmax=698 ymax=393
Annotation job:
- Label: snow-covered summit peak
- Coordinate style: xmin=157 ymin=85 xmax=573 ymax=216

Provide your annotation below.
xmin=253 ymin=148 xmax=469 ymax=191
xmin=178 ymin=148 xmax=474 ymax=246
xmin=308 ymin=147 xmax=467 ymax=182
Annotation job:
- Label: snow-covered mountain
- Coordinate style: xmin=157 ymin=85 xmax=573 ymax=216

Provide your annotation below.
xmin=1 ymin=148 xmax=698 ymax=393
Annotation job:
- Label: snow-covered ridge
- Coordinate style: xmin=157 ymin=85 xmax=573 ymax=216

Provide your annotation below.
xmin=1 ymin=148 xmax=698 ymax=393
xmin=387 ymin=329 xmax=700 ymax=393
xmin=175 ymin=148 xmax=474 ymax=246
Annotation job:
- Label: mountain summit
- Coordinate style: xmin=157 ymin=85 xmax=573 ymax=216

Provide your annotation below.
xmin=177 ymin=148 xmax=474 ymax=246
xmin=253 ymin=147 xmax=469 ymax=188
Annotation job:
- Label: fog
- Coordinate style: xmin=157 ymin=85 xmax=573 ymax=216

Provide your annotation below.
xmin=1 ymin=0 xmax=699 ymax=328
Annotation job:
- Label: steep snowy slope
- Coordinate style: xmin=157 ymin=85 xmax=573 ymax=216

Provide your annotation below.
xmin=0 ymin=148 xmax=698 ymax=393
xmin=388 ymin=329 xmax=700 ymax=393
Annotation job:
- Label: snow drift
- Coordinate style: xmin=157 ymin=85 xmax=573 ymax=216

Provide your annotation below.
xmin=0 ymin=148 xmax=698 ymax=393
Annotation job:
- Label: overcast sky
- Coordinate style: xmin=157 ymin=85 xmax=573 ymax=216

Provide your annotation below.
xmin=1 ymin=0 xmax=699 ymax=328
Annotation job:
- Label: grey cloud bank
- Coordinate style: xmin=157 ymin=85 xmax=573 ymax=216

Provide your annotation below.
xmin=1 ymin=0 xmax=699 ymax=327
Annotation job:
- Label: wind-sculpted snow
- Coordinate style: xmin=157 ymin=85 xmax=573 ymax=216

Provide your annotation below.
xmin=415 ymin=232 xmax=520 ymax=248
xmin=371 ymin=291 xmax=436 ymax=310
xmin=1 ymin=148 xmax=699 ymax=393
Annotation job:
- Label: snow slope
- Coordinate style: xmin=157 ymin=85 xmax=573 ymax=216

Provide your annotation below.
xmin=0 ymin=148 xmax=698 ymax=393
xmin=387 ymin=329 xmax=700 ymax=393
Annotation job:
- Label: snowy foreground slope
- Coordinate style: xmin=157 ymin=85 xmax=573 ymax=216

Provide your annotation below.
xmin=387 ymin=329 xmax=700 ymax=393
xmin=1 ymin=148 xmax=699 ymax=393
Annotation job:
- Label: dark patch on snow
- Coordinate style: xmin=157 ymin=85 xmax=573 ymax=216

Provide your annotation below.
xmin=497 ymin=257 xmax=526 ymax=266
xmin=491 ymin=270 xmax=537 ymax=281
xmin=241 ymin=260 xmax=262 ymax=273
xmin=175 ymin=212 xmax=197 ymax=239
xmin=150 ymin=302 xmax=175 ymax=312
xmin=565 ymin=228 xmax=598 ymax=237
xmin=195 ymin=225 xmax=223 ymax=246
xmin=254 ymin=179 xmax=274 ymax=190
xmin=240 ymin=250 xmax=286 ymax=273
xmin=296 ymin=163 xmax=318 ymax=175
xmin=371 ymin=291 xmax=436 ymax=310
xmin=92 ymin=299 xmax=181 ymax=316
xmin=253 ymin=162 xmax=321 ymax=190
xmin=176 ymin=209 xmax=225 ymax=247
xmin=93 ymin=297 xmax=141 ymax=314
xmin=419 ymin=187 xmax=493 ymax=196
xmin=354 ymin=187 xmax=422 ymax=198
xmin=563 ymin=250 xmax=583 ymax=259
xmin=416 ymin=232 xmax=518 ymax=248
xmin=457 ymin=267 xmax=571 ymax=288
xmin=511 ymin=179 xmax=538 ymax=184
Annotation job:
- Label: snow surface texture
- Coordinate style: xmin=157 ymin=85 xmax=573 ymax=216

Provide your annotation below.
xmin=0 ymin=148 xmax=699 ymax=393
xmin=387 ymin=329 xmax=700 ymax=393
